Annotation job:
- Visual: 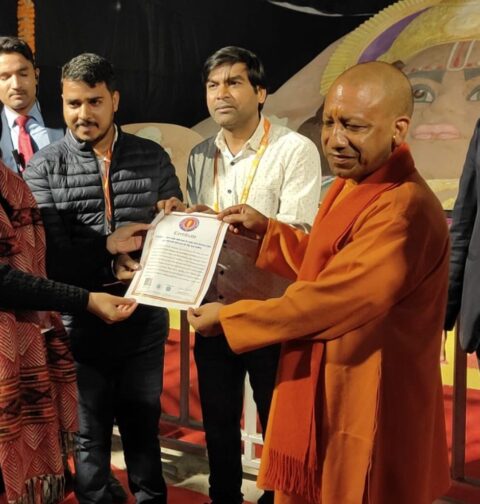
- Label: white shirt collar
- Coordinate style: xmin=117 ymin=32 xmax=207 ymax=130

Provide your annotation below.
xmin=214 ymin=115 xmax=265 ymax=155
xmin=4 ymin=101 xmax=44 ymax=129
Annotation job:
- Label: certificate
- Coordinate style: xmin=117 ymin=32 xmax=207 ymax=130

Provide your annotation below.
xmin=125 ymin=211 xmax=228 ymax=309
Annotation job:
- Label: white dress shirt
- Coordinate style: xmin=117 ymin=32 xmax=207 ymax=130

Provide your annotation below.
xmin=188 ymin=115 xmax=321 ymax=229
xmin=1 ymin=102 xmax=53 ymax=171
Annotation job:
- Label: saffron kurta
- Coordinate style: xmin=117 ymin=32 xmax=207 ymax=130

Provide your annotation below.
xmin=219 ymin=148 xmax=450 ymax=504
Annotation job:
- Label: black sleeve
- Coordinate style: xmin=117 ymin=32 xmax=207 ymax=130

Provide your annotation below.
xmin=157 ymin=148 xmax=183 ymax=201
xmin=23 ymin=158 xmax=114 ymax=288
xmin=445 ymin=122 xmax=480 ymax=329
xmin=0 ymin=263 xmax=89 ymax=312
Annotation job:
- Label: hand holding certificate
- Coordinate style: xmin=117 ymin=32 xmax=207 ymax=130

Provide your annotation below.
xmin=125 ymin=211 xmax=228 ymax=309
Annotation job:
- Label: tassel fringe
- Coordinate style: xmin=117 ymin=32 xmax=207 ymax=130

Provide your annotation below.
xmin=8 ymin=474 xmax=65 ymax=504
xmin=262 ymin=449 xmax=320 ymax=504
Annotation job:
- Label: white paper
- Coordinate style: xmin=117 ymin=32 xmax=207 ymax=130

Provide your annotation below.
xmin=125 ymin=211 xmax=228 ymax=309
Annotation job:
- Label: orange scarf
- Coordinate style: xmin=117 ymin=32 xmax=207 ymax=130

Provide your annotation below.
xmin=259 ymin=144 xmax=416 ymax=502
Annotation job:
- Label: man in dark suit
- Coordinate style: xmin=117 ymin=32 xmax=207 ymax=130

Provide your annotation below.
xmin=0 ymin=36 xmax=63 ymax=172
xmin=445 ymin=121 xmax=480 ymax=365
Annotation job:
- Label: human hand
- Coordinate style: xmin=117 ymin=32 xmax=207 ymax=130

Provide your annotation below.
xmin=217 ymin=204 xmax=269 ymax=238
xmin=186 ymin=204 xmax=217 ymax=215
xmin=115 ymin=254 xmax=140 ymax=282
xmin=187 ymin=302 xmax=224 ymax=336
xmin=87 ymin=292 xmax=138 ymax=324
xmin=106 ymin=222 xmax=151 ymax=255
xmin=156 ymin=197 xmax=186 ymax=214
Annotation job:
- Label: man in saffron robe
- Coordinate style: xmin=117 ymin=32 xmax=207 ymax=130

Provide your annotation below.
xmin=188 ymin=61 xmax=451 ymax=504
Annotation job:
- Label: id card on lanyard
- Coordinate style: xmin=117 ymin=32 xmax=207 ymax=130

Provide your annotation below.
xmin=212 ymin=118 xmax=271 ymax=212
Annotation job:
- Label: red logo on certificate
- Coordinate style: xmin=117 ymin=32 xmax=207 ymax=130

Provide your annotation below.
xmin=179 ymin=217 xmax=200 ymax=231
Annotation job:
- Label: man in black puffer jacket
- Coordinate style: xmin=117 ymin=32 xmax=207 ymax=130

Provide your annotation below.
xmin=24 ymin=53 xmax=182 ymax=504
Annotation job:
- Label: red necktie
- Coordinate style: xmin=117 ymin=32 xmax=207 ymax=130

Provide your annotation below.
xmin=16 ymin=115 xmax=34 ymax=169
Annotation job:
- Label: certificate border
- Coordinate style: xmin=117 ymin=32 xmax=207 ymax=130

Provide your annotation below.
xmin=129 ymin=213 xmax=226 ymax=307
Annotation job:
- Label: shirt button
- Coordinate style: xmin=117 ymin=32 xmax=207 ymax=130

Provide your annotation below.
xmin=230 ymin=161 xmax=235 ymax=166
xmin=227 ymin=189 xmax=232 ymax=194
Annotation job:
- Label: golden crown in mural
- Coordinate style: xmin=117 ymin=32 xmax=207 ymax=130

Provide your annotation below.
xmin=320 ymin=0 xmax=480 ymax=95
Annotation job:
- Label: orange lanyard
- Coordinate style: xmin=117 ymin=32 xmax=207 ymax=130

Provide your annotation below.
xmin=95 ymin=146 xmax=113 ymax=227
xmin=213 ymin=118 xmax=271 ymax=212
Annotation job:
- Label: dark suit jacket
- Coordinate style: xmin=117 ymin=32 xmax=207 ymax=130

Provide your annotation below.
xmin=445 ymin=119 xmax=480 ymax=352
xmin=0 ymin=103 xmax=63 ymax=169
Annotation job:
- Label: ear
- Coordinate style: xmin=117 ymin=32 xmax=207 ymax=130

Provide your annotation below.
xmin=392 ymin=116 xmax=410 ymax=147
xmin=35 ymin=67 xmax=40 ymax=81
xmin=257 ymin=86 xmax=267 ymax=107
xmin=112 ymin=90 xmax=120 ymax=112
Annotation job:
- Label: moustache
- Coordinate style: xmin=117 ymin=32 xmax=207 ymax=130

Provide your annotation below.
xmin=75 ymin=120 xmax=97 ymax=128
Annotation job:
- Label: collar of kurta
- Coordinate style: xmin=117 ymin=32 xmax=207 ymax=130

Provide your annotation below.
xmin=215 ymin=114 xmax=265 ymax=154
xmin=298 ymin=143 xmax=416 ymax=282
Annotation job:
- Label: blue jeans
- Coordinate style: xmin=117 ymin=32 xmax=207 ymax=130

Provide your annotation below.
xmin=73 ymin=337 xmax=167 ymax=504
xmin=194 ymin=333 xmax=279 ymax=504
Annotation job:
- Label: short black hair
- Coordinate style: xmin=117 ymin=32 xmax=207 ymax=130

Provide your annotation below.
xmin=61 ymin=53 xmax=117 ymax=92
xmin=202 ymin=46 xmax=267 ymax=90
xmin=0 ymin=36 xmax=35 ymax=66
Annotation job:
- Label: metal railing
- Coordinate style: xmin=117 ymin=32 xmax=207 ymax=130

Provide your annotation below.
xmin=160 ymin=311 xmax=263 ymax=468
xmin=450 ymin=324 xmax=480 ymax=489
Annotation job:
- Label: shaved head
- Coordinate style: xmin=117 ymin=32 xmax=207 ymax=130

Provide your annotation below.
xmin=321 ymin=62 xmax=413 ymax=182
xmin=335 ymin=61 xmax=414 ymax=118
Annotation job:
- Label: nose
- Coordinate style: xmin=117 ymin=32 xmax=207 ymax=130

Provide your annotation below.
xmin=411 ymin=89 xmax=463 ymax=140
xmin=216 ymin=83 xmax=230 ymax=100
xmin=78 ymin=103 xmax=91 ymax=120
xmin=415 ymin=87 xmax=462 ymax=124
xmin=10 ymin=74 xmax=21 ymax=89
xmin=328 ymin=124 xmax=348 ymax=149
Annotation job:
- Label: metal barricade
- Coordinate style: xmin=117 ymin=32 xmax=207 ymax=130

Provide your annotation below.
xmin=160 ymin=311 xmax=264 ymax=469
xmin=451 ymin=324 xmax=480 ymax=488
xmin=160 ymin=311 xmax=205 ymax=457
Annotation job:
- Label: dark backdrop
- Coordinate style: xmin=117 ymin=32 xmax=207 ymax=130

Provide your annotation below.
xmin=0 ymin=2 xmax=16 ymax=37
xmin=0 ymin=0 xmax=394 ymax=126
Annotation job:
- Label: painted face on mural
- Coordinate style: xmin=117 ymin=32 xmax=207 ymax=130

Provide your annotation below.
xmin=404 ymin=41 xmax=480 ymax=180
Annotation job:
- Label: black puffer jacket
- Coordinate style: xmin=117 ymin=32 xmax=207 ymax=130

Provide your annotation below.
xmin=24 ymin=128 xmax=182 ymax=358
xmin=24 ymin=128 xmax=182 ymax=288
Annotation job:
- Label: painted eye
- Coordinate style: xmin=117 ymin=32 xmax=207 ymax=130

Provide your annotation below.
xmin=467 ymin=85 xmax=480 ymax=102
xmin=412 ymin=85 xmax=435 ymax=103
